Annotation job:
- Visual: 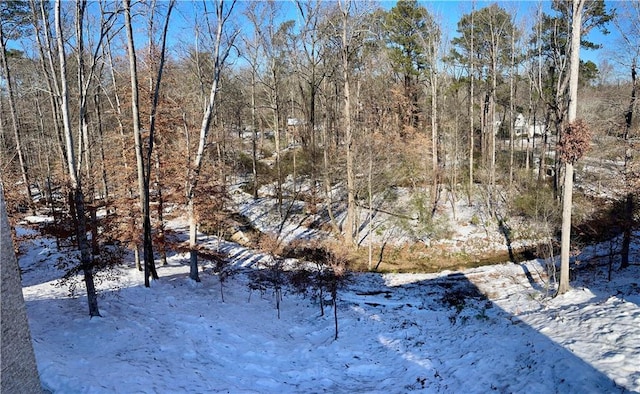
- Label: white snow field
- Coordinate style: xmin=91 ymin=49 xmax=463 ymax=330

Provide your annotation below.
xmin=18 ymin=216 xmax=640 ymax=394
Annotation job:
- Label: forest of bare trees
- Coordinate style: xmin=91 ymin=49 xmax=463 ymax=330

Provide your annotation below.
xmin=2 ymin=0 xmax=638 ymax=314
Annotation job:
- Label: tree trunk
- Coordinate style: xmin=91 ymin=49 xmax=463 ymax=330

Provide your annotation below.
xmin=1 ymin=183 xmax=42 ymax=394
xmin=187 ymin=0 xmax=235 ymax=281
xmin=509 ymin=28 xmax=515 ymax=186
xmin=94 ymin=93 xmax=109 ymax=199
xmin=309 ymin=80 xmax=318 ymax=212
xmin=430 ymin=69 xmax=439 ymax=216
xmin=557 ymin=0 xmax=585 ymax=296
xmin=35 ymin=97 xmax=57 ymax=220
xmin=104 ymin=32 xmax=141 ymax=262
xmin=621 ymin=193 xmax=633 ymax=269
xmin=468 ymin=2 xmax=475 ymax=206
xmin=124 ymin=0 xmax=154 ymax=287
xmin=134 ymin=247 xmax=141 ymax=272
xmin=251 ymin=70 xmax=259 ymax=198
xmin=188 ymin=199 xmax=199 ymax=281
xmin=272 ymin=66 xmax=283 ymax=215
xmin=341 ymin=1 xmax=355 ymax=246
xmin=321 ymin=91 xmax=340 ymax=236
xmin=154 ymin=150 xmax=168 ymax=266
xmin=55 ymin=0 xmax=100 ymax=316
xmin=75 ymin=0 xmax=102 ymax=261
xmin=145 ymin=0 xmax=173 ymax=275
xmin=558 ymin=161 xmax=574 ymax=294
xmin=490 ymin=51 xmax=497 ymax=188
xmin=621 ymin=61 xmax=637 ymax=269
xmin=123 ymin=0 xmax=170 ymax=286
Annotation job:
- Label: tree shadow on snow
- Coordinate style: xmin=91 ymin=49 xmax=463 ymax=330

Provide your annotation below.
xmin=21 ymin=241 xmax=638 ymax=393
xmin=345 ymin=272 xmax=631 ymax=393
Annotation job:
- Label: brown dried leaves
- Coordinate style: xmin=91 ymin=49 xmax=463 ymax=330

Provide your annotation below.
xmin=557 ymin=119 xmax=592 ymax=164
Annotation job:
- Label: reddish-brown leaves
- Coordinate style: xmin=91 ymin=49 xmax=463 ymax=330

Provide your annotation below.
xmin=557 ymin=119 xmax=592 ymax=164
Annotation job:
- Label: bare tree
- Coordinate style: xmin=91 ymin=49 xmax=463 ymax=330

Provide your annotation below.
xmin=97 ymin=5 xmax=149 ymax=270
xmin=339 ymin=0 xmax=356 ymax=246
xmin=245 ymin=1 xmax=291 ymax=214
xmin=557 ymin=0 xmax=585 ymax=296
xmin=186 ymin=0 xmax=237 ymax=282
xmin=147 ymin=1 xmax=175 ymax=268
xmin=463 ymin=5 xmax=518 ymax=197
xmin=242 ymin=2 xmax=265 ymax=199
xmin=292 ymin=0 xmax=330 ymax=210
xmin=469 ymin=2 xmax=475 ymax=205
xmin=123 ymin=0 xmax=173 ymax=287
xmin=415 ymin=11 xmax=442 ymax=215
xmin=123 ymin=0 xmax=150 ymax=277
xmin=54 ymin=0 xmax=99 ymax=316
xmin=614 ymin=1 xmax=640 ymax=269
xmin=29 ymin=0 xmax=67 ymax=178
xmin=0 ymin=19 xmax=33 ymax=212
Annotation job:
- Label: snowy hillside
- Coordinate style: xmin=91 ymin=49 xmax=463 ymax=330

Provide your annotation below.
xmin=18 ymin=220 xmax=640 ymax=393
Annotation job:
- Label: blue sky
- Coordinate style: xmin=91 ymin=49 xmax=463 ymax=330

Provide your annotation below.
xmin=53 ymin=1 xmax=621 ymax=70
xmin=9 ymin=0 xmax=623 ymax=81
xmin=172 ymin=0 xmax=616 ymax=72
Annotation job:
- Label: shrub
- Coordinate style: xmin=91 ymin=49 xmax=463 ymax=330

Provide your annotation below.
xmin=509 ymin=181 xmax=559 ymax=227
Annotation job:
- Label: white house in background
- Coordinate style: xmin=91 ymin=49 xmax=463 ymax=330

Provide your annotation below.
xmin=514 ymin=113 xmax=546 ymax=138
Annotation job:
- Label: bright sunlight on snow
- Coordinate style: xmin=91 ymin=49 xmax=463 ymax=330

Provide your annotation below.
xmin=19 ymin=218 xmax=640 ymax=393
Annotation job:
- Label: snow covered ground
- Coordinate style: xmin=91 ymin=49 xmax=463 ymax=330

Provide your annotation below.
xmin=18 ymin=219 xmax=640 ymax=393
xmin=231 ymin=184 xmax=543 ymax=260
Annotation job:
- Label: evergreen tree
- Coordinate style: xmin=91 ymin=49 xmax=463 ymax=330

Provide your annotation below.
xmin=384 ymin=0 xmax=438 ymax=129
xmin=451 ymin=4 xmax=517 ymax=186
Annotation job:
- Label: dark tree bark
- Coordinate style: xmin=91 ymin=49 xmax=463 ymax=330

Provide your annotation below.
xmin=123 ymin=0 xmax=173 ymax=286
xmin=621 ymin=61 xmax=637 ymax=269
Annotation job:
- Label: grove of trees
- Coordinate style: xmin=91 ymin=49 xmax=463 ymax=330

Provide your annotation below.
xmin=2 ymin=0 xmax=637 ymax=315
